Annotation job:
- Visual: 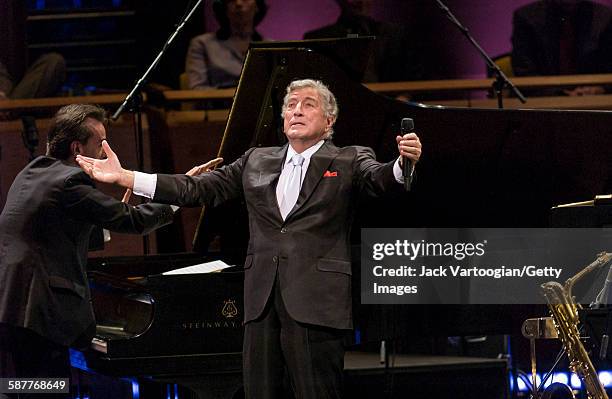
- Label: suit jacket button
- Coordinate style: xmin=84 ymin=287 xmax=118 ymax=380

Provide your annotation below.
xmin=272 ymin=256 xmax=278 ymax=263
xmin=280 ymin=228 xmax=287 ymax=233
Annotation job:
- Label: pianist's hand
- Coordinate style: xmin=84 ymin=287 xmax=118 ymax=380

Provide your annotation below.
xmin=185 ymin=157 xmax=223 ymax=176
xmin=121 ymin=157 xmax=223 ymax=203
xmin=77 ymin=140 xmax=135 ymax=188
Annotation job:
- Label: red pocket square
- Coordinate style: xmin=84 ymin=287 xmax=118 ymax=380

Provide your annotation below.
xmin=323 ymin=170 xmax=338 ymax=177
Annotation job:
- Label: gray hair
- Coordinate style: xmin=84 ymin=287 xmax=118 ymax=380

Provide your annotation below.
xmin=281 ymin=79 xmax=339 ymax=139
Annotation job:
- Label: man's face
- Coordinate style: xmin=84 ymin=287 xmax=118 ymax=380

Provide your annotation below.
xmin=283 ymin=87 xmax=333 ymax=145
xmin=78 ymin=119 xmax=106 ymax=160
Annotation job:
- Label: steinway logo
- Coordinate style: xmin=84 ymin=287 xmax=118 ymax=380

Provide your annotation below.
xmin=180 ymin=298 xmax=241 ymax=330
xmin=222 ymin=299 xmax=238 ymax=318
xmin=181 ymin=320 xmax=240 ymax=330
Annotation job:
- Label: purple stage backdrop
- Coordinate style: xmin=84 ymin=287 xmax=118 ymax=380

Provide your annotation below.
xmin=203 ymin=0 xmax=612 ymax=79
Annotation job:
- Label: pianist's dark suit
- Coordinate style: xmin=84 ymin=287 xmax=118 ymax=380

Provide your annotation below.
xmin=153 ymin=140 xmax=400 ymax=397
xmin=0 ymin=156 xmax=174 ymax=379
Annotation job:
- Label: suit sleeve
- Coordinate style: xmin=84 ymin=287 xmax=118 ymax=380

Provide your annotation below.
xmin=153 ymin=148 xmax=253 ymax=207
xmin=61 ymin=171 xmax=174 ymax=235
xmin=354 ymin=146 xmax=402 ymax=197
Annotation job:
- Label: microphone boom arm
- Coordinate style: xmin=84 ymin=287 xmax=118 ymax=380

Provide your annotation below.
xmin=434 ymin=0 xmax=526 ymax=108
xmin=112 ymin=0 xmax=204 ymax=121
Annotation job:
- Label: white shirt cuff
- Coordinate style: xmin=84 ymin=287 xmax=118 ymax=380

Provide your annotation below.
xmin=133 ymin=171 xmax=157 ymax=199
xmin=393 ymin=157 xmax=414 ymax=184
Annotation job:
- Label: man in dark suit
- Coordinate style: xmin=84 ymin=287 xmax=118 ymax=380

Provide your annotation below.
xmin=512 ymin=0 xmax=612 ymax=95
xmin=77 ymin=79 xmax=422 ymax=398
xmin=0 ymin=104 xmax=177 ymax=388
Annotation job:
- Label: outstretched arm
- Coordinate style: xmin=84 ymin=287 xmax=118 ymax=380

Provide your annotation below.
xmin=81 ymin=140 xmax=251 ymax=207
xmin=385 ymin=131 xmax=423 ymax=187
xmin=121 ymin=157 xmax=223 ymax=203
xmin=357 ymin=130 xmax=422 ymax=196
xmin=396 ymin=132 xmax=422 ymax=170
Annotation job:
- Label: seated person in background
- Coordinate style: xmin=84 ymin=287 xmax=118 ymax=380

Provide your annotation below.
xmin=511 ymin=0 xmax=612 ymax=96
xmin=0 ymin=53 xmax=65 ymax=100
xmin=185 ymin=0 xmax=268 ymax=90
xmin=303 ymin=0 xmax=423 ymax=83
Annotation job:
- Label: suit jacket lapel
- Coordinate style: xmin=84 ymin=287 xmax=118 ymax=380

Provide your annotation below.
xmin=285 ymin=141 xmax=339 ymax=221
xmin=261 ymin=145 xmax=287 ymax=222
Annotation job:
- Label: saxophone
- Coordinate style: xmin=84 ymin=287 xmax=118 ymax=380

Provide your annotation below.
xmin=541 ymin=252 xmax=612 ymax=399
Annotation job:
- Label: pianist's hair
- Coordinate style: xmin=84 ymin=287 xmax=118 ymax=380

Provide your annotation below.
xmin=46 ymin=104 xmax=107 ymax=160
xmin=281 ymin=79 xmax=339 ymax=139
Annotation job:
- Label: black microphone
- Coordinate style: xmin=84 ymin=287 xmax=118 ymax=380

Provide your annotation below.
xmin=401 ymin=118 xmax=414 ymax=191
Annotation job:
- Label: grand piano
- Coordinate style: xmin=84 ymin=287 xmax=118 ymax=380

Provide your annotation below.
xmin=85 ymin=38 xmax=612 ymax=397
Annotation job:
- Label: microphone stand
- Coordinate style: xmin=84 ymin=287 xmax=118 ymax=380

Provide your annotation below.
xmin=112 ymin=0 xmax=203 ymax=121
xmin=111 ymin=0 xmax=203 ymax=254
xmin=434 ymin=0 xmax=526 ymax=109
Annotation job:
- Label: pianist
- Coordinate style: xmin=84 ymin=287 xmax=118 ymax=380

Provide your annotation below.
xmin=0 ymin=104 xmax=177 ymax=387
xmin=76 ymin=79 xmax=422 ymax=399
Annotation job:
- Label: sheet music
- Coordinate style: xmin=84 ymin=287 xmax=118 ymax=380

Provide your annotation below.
xmin=162 ymin=260 xmax=232 ymax=275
